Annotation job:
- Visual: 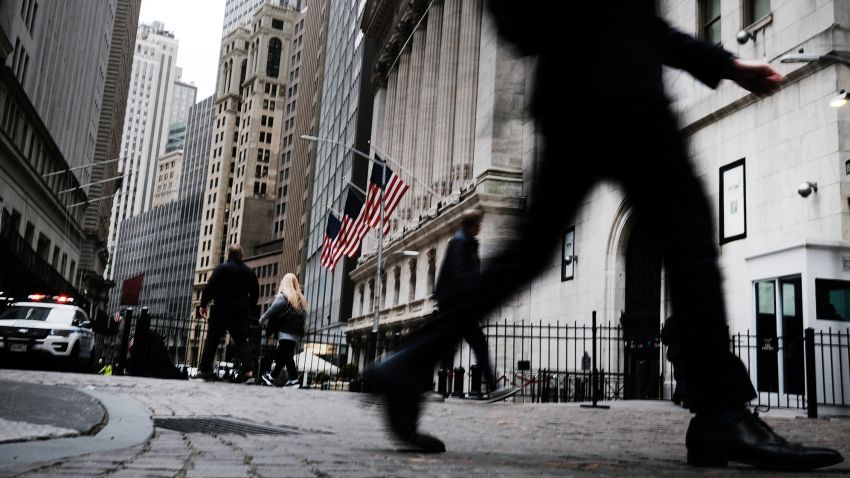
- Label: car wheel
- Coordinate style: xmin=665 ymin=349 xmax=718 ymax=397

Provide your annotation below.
xmin=66 ymin=344 xmax=80 ymax=372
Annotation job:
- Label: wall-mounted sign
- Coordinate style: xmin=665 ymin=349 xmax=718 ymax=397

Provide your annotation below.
xmin=843 ymin=256 xmax=850 ymax=271
xmin=719 ymin=158 xmax=747 ymax=244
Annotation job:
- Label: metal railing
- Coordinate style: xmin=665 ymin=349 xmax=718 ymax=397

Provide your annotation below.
xmin=435 ymin=319 xmax=850 ymax=412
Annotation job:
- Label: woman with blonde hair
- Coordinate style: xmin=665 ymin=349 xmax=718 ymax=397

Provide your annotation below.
xmin=260 ymin=273 xmax=307 ymax=386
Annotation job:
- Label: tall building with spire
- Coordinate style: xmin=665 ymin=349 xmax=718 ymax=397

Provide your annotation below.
xmin=106 ymin=22 xmax=180 ymax=278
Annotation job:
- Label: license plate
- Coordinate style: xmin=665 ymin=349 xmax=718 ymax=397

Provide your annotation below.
xmin=9 ymin=343 xmax=27 ymax=353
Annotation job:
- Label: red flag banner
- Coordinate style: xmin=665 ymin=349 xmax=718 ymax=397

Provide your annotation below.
xmin=120 ymin=273 xmax=144 ymax=305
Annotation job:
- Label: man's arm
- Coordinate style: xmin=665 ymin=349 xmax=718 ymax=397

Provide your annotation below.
xmin=654 ymin=18 xmax=784 ymax=95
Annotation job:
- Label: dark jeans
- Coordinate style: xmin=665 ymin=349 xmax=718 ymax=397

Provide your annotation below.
xmin=272 ymin=339 xmax=298 ymax=381
xmin=461 ymin=323 xmax=496 ymax=391
xmin=384 ymin=102 xmax=755 ymax=413
xmin=199 ymin=316 xmax=253 ymax=374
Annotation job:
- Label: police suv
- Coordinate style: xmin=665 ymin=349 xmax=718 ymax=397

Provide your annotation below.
xmin=0 ymin=294 xmax=95 ymax=371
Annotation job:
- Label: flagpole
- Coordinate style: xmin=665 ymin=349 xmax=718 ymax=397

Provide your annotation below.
xmin=371 ymin=164 xmax=387 ymax=363
xmin=370 ymin=143 xmax=440 ymax=199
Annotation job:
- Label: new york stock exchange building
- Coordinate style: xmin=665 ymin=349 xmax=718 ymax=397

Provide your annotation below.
xmin=342 ymin=0 xmax=850 ymax=408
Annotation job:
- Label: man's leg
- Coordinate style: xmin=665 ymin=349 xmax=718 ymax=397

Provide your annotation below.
xmin=226 ymin=318 xmax=254 ymax=376
xmin=462 ymin=324 xmax=496 ymax=392
xmin=616 ymin=106 xmax=754 ymax=411
xmin=198 ymin=318 xmax=226 ymax=374
xmin=617 ymin=104 xmax=841 ymax=470
xmin=368 ymin=124 xmax=597 ymax=451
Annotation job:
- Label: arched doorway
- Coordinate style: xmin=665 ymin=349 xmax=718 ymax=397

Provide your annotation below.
xmin=620 ymin=216 xmax=663 ymax=399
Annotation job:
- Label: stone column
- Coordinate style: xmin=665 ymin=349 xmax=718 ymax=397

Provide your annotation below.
xmin=401 ymin=30 xmax=424 ymax=227
xmin=389 ymin=53 xmax=409 ymax=234
xmin=383 ymin=70 xmax=398 ymax=157
xmin=432 ymin=0 xmax=461 ymax=197
xmin=416 ymin=4 xmax=442 ymax=212
xmin=451 ymin=0 xmax=482 ymax=193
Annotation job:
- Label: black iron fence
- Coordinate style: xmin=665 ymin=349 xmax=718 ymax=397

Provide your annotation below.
xmin=95 ymin=307 xmax=352 ymax=388
xmin=436 ymin=319 xmax=850 ymax=412
xmin=94 ymin=307 xmax=849 ymax=413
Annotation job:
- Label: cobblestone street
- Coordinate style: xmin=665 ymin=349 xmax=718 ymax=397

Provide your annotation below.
xmin=0 ymin=370 xmax=848 ymax=477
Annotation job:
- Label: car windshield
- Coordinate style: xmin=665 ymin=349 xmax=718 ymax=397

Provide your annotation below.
xmin=0 ymin=306 xmax=74 ymax=325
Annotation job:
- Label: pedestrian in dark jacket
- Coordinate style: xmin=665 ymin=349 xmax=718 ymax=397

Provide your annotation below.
xmin=435 ymin=208 xmax=516 ymax=401
xmin=260 ymin=273 xmax=307 ymax=387
xmin=195 ymin=244 xmax=259 ymax=382
xmin=367 ymin=1 xmax=842 ymax=469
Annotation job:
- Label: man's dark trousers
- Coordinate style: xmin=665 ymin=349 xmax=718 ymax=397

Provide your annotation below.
xmin=199 ymin=306 xmax=253 ymax=374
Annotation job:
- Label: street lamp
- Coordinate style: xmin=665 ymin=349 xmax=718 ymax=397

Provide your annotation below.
xmin=781 ymin=51 xmax=850 ymax=107
xmin=780 ymin=52 xmax=850 ymax=68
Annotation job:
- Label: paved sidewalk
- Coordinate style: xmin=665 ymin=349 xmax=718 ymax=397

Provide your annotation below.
xmin=0 ymin=380 xmax=106 ymax=444
xmin=0 ymin=369 xmax=848 ymax=477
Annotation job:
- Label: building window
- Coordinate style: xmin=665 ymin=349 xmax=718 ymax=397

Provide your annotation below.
xmin=267 ymin=37 xmax=282 ymax=78
xmin=743 ymin=0 xmax=770 ymax=26
xmin=815 ymin=279 xmax=850 ymax=322
xmin=272 ymin=19 xmax=284 ymax=30
xmin=561 ymin=227 xmax=575 ymax=281
xmin=700 ymin=0 xmax=722 ymax=46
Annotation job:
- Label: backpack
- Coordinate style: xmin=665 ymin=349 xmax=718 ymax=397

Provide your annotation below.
xmin=265 ymin=296 xmax=293 ymax=337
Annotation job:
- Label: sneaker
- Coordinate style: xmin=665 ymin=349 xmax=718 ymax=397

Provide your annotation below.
xmin=231 ymin=371 xmax=254 ymax=384
xmin=190 ymin=371 xmax=216 ymax=382
xmin=484 ymin=386 xmax=521 ymax=404
xmin=283 ymin=379 xmax=299 ymax=387
xmin=261 ymin=372 xmax=273 ymax=386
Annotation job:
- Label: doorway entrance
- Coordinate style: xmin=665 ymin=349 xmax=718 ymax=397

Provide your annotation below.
xmin=754 ymin=276 xmax=805 ymax=396
xmin=620 ymin=218 xmax=662 ymax=399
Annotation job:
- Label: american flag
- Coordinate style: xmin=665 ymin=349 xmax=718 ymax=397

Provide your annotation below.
xmin=330 ymin=190 xmax=364 ymax=266
xmin=366 ymin=159 xmax=409 ymax=234
xmin=339 ymin=168 xmax=384 ymax=258
xmin=319 ymin=212 xmax=342 ymax=269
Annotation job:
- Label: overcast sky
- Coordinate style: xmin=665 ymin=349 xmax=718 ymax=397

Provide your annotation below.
xmin=138 ymin=0 xmax=226 ymax=100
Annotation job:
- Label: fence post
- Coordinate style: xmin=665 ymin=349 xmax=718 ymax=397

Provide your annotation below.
xmin=115 ymin=308 xmax=134 ymax=375
xmin=805 ymin=327 xmax=818 ymax=419
xmin=581 ymin=311 xmax=610 ymax=409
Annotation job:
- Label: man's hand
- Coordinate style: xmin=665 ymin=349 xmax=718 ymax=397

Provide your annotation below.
xmin=727 ymin=58 xmax=784 ymax=96
xmin=199 ymin=307 xmax=208 ymax=320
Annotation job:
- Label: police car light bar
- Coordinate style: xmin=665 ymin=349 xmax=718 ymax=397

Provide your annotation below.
xmin=26 ymin=294 xmax=74 ymax=303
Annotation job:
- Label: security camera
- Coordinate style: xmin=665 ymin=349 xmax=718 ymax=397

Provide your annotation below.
xmin=797 ymin=181 xmax=818 ymax=198
xmin=736 ymin=30 xmax=753 ymax=45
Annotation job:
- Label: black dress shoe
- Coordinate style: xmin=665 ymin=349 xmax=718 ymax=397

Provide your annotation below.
xmin=686 ymin=410 xmax=843 ymax=471
xmin=399 ymin=432 xmax=446 ymax=453
xmin=366 ymin=361 xmax=447 ymax=453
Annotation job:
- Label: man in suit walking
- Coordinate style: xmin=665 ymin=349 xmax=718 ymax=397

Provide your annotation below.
xmin=435 ymin=208 xmax=517 ymax=401
xmin=194 ymin=244 xmax=259 ymax=382
xmin=368 ymin=1 xmax=843 ymax=470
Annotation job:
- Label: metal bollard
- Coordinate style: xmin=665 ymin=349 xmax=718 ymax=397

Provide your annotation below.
xmin=451 ymin=366 xmax=465 ymax=398
xmin=115 ymin=308 xmax=134 ymax=376
xmin=437 ymin=368 xmax=449 ymax=396
xmin=805 ymin=328 xmax=818 ymax=419
xmin=469 ymin=364 xmax=482 ymax=398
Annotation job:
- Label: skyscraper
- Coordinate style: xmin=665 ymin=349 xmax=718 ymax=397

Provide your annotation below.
xmin=302 ymin=0 xmax=373 ymax=335
xmin=106 ymin=22 xmax=180 ymax=278
xmin=189 ymin=4 xmax=300 ymax=360
xmin=0 ymin=0 xmax=140 ymax=315
xmin=109 ymin=95 xmax=214 ymax=360
xmin=279 ymin=0 xmax=330 ymax=282
xmin=222 ymin=0 xmax=304 ymax=38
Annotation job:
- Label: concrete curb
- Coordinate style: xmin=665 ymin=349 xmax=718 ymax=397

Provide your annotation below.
xmin=0 ymin=388 xmax=153 ymax=474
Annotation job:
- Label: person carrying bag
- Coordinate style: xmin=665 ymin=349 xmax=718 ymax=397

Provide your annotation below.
xmin=260 ymin=273 xmax=307 ymax=387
